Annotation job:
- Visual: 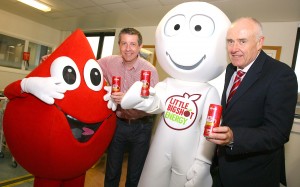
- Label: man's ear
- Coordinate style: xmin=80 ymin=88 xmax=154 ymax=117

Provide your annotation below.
xmin=257 ymin=36 xmax=265 ymax=50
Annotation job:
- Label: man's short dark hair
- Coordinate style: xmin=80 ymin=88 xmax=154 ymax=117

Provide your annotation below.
xmin=118 ymin=28 xmax=143 ymax=46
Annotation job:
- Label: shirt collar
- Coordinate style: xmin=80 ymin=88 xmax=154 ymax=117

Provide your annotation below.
xmin=121 ymin=55 xmax=140 ymax=70
xmin=238 ymin=51 xmax=260 ymax=73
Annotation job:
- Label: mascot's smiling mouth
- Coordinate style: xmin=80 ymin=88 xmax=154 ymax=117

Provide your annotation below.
xmin=166 ymin=51 xmax=206 ymax=70
xmin=67 ymin=114 xmax=103 ymax=143
xmin=55 ymin=104 xmax=111 ymax=143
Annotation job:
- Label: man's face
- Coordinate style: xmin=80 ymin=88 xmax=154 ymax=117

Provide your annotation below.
xmin=226 ymin=20 xmax=263 ymax=69
xmin=119 ymin=34 xmax=141 ymax=63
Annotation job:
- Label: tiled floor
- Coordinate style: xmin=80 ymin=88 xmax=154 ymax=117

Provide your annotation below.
xmin=0 ymin=147 xmax=127 ymax=187
xmin=0 ymin=148 xmax=34 ymax=187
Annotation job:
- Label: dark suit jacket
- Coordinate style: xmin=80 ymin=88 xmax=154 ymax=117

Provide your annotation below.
xmin=218 ymin=51 xmax=298 ymax=187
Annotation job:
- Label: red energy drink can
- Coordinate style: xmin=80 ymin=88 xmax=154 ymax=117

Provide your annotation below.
xmin=203 ymin=104 xmax=222 ymax=137
xmin=140 ymin=70 xmax=151 ymax=97
xmin=112 ymin=76 xmax=121 ymax=93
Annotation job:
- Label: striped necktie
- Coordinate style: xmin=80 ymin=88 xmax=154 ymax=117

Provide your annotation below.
xmin=227 ymin=70 xmax=245 ymax=104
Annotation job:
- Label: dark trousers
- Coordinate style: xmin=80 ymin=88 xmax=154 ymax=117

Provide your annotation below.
xmin=104 ymin=117 xmax=153 ymax=187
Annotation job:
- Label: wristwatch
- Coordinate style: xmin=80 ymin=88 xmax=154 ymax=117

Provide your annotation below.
xmin=226 ymin=141 xmax=234 ymax=150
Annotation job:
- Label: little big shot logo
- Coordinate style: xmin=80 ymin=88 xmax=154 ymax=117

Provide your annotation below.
xmin=163 ymin=93 xmax=201 ymax=130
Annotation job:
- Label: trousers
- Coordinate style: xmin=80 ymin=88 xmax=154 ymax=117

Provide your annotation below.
xmin=104 ymin=116 xmax=154 ymax=187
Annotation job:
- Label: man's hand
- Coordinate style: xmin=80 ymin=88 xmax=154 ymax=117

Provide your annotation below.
xmin=21 ymin=77 xmax=66 ymax=104
xmin=206 ymin=126 xmax=234 ymax=146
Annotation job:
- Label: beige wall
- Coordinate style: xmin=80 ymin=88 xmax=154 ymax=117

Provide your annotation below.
xmin=262 ymin=22 xmax=299 ymax=66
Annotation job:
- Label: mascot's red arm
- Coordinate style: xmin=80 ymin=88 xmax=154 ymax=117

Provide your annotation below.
xmin=4 ymin=80 xmax=26 ymax=99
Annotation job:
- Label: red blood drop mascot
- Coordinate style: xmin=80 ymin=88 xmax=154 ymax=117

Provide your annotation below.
xmin=3 ymin=29 xmax=116 ymax=187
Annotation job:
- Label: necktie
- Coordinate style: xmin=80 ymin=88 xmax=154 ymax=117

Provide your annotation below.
xmin=227 ymin=70 xmax=245 ymax=104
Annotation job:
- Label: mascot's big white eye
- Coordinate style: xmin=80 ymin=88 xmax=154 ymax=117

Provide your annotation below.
xmin=190 ymin=15 xmax=214 ymax=37
xmin=84 ymin=59 xmax=103 ymax=91
xmin=50 ymin=56 xmax=81 ymax=90
xmin=164 ymin=15 xmax=186 ymax=36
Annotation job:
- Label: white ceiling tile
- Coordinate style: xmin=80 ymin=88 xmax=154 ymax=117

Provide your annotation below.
xmin=62 ymin=0 xmax=97 ymax=8
xmin=125 ymin=0 xmax=162 ymax=9
xmin=91 ymin=0 xmax=123 ymax=5
xmin=101 ymin=2 xmax=131 ymax=11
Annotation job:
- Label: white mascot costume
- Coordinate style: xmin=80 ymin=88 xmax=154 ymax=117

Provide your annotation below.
xmin=120 ymin=2 xmax=230 ymax=187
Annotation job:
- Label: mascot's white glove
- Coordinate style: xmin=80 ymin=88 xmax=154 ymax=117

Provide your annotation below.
xmin=21 ymin=77 xmax=66 ymax=105
xmin=185 ymin=159 xmax=212 ymax=187
xmin=103 ymin=86 xmax=117 ymax=111
xmin=121 ymin=81 xmax=163 ymax=114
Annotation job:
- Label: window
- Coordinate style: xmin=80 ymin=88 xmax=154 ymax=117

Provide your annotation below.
xmin=0 ymin=34 xmax=25 ymax=69
xmin=291 ymin=27 xmax=300 ymax=118
xmin=27 ymin=42 xmax=52 ymax=71
xmin=0 ymin=31 xmax=114 ymax=71
xmin=85 ymin=32 xmax=115 ymax=59
xmin=0 ymin=33 xmax=52 ymax=70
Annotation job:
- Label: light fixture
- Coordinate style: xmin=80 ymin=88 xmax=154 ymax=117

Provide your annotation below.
xmin=17 ymin=0 xmax=51 ymax=12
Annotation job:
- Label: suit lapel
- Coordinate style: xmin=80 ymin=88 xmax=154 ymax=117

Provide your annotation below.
xmin=224 ymin=51 xmax=267 ymax=111
xmin=221 ymin=65 xmax=236 ymax=107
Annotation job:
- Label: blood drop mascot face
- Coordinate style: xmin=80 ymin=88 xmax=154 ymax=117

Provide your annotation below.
xmin=3 ymin=29 xmax=116 ymax=186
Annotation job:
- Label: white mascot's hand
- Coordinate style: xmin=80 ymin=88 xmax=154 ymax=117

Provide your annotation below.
xmin=21 ymin=77 xmax=66 ymax=105
xmin=103 ymin=86 xmax=117 ymax=111
xmin=185 ymin=159 xmax=212 ymax=187
xmin=121 ymin=81 xmax=159 ymax=113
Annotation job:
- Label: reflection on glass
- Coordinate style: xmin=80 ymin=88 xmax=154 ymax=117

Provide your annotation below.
xmin=0 ymin=33 xmax=52 ymax=70
xmin=0 ymin=34 xmax=25 ymax=69
xmin=28 ymin=42 xmax=52 ymax=70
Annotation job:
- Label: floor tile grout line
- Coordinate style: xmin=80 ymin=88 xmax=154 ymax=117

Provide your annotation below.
xmin=0 ymin=174 xmax=33 ymax=186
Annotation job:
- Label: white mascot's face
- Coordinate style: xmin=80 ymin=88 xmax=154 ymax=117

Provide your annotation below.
xmin=156 ymin=2 xmax=231 ymax=82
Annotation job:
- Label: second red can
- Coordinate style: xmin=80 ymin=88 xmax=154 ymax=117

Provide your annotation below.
xmin=203 ymin=104 xmax=222 ymax=137
xmin=140 ymin=70 xmax=151 ymax=97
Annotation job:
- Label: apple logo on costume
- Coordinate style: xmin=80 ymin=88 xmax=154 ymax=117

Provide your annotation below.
xmin=164 ymin=93 xmax=201 ymax=130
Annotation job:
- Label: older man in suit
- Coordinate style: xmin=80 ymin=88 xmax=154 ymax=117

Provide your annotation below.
xmin=207 ymin=17 xmax=298 ymax=187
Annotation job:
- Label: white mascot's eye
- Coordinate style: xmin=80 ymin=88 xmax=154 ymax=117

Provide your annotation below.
xmin=189 ymin=15 xmax=215 ymax=37
xmin=84 ymin=59 xmax=103 ymax=91
xmin=164 ymin=15 xmax=186 ymax=36
xmin=50 ymin=56 xmax=80 ymax=90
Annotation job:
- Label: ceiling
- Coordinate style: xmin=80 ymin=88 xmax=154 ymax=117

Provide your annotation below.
xmin=0 ymin=0 xmax=300 ymax=31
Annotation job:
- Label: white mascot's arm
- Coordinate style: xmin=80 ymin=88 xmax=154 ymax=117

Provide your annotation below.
xmin=185 ymin=86 xmax=220 ymax=187
xmin=21 ymin=77 xmax=66 ymax=105
xmin=121 ymin=81 xmax=165 ymax=114
xmin=103 ymin=86 xmax=117 ymax=111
